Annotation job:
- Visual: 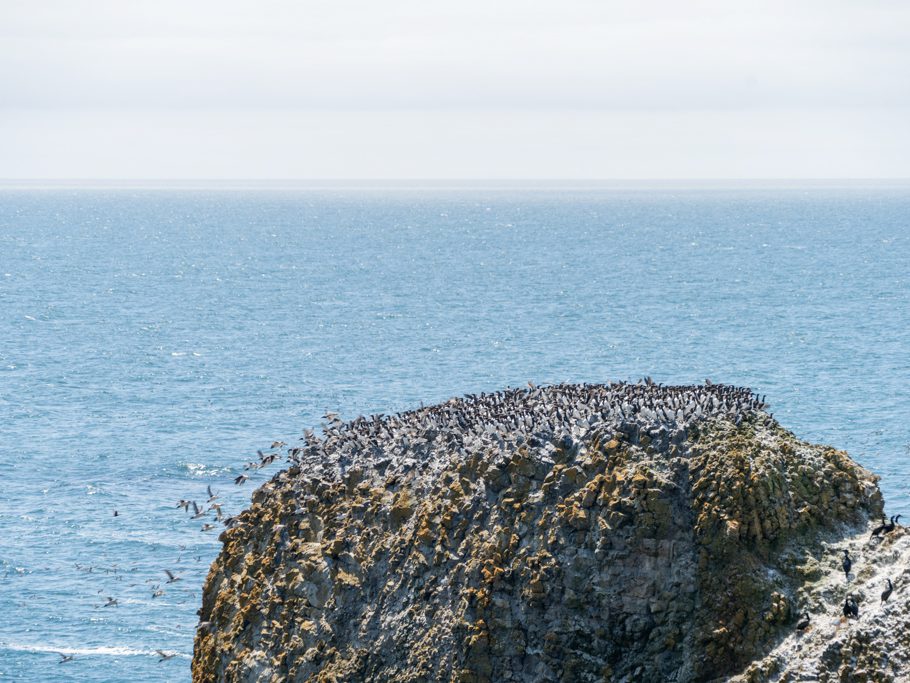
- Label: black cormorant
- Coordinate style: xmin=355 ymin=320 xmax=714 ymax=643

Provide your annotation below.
xmin=871 ymin=515 xmax=888 ymax=537
xmin=843 ymin=596 xmax=859 ymax=619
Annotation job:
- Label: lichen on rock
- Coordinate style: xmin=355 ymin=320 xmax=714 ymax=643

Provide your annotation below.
xmin=193 ymin=382 xmax=886 ymax=682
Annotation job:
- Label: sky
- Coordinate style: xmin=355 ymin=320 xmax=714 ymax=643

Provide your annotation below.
xmin=2 ymin=0 xmax=909 ymax=180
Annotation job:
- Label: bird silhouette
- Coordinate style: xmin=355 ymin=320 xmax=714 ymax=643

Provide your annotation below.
xmin=882 ymin=578 xmax=893 ymax=603
xmin=841 ymin=550 xmax=852 ymax=580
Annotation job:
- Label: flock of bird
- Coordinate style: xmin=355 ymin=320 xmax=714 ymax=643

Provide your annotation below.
xmin=56 ymin=490 xmax=222 ymax=665
xmin=796 ymin=515 xmax=904 ymax=632
xmin=283 ymin=380 xmax=769 ymax=482
xmin=59 ymin=445 xmax=295 ymax=667
xmin=57 ymin=560 xmax=190 ymax=665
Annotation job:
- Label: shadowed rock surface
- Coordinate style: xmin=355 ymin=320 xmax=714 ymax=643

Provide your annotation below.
xmin=192 ymin=383 xmax=886 ymax=682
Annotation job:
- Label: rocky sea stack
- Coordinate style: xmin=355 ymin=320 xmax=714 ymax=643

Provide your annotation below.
xmin=193 ymin=382 xmax=907 ymax=682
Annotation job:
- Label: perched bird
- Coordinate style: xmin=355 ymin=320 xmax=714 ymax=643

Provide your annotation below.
xmin=871 ymin=516 xmax=888 ymax=537
xmin=164 ymin=569 xmax=181 ymax=583
xmin=843 ymin=596 xmax=859 ymax=619
xmin=842 ymin=550 xmax=852 ymax=580
xmin=156 ymin=650 xmax=177 ymax=662
xmin=58 ymin=653 xmax=74 ymax=664
xmin=884 ymin=515 xmax=903 ymax=534
xmin=882 ymin=578 xmax=893 ymax=603
xmin=795 ymin=611 xmax=810 ymax=630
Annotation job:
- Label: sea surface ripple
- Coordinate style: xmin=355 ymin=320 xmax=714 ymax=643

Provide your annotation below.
xmin=0 ymin=183 xmax=908 ymax=681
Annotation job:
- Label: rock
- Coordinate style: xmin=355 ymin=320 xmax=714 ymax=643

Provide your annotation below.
xmin=192 ymin=382 xmax=891 ymax=682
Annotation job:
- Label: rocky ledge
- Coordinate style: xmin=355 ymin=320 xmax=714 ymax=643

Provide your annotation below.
xmin=192 ymin=382 xmax=905 ymax=682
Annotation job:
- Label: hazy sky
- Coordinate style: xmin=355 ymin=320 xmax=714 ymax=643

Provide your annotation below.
xmin=2 ymin=1 xmax=909 ymax=179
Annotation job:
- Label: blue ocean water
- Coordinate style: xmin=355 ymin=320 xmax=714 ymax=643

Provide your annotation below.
xmin=0 ymin=182 xmax=908 ymax=681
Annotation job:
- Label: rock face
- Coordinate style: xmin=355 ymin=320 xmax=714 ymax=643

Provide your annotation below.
xmin=732 ymin=521 xmax=910 ymax=683
xmin=193 ymin=383 xmax=887 ymax=682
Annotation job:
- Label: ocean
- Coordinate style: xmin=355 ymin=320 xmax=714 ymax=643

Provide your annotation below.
xmin=0 ymin=182 xmax=908 ymax=681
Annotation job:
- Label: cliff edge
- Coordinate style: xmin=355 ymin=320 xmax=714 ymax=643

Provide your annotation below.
xmin=193 ymin=383 xmax=897 ymax=682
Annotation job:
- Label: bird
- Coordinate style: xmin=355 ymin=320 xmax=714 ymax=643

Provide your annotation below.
xmin=843 ymin=596 xmax=859 ymax=619
xmin=113 ymin=510 xmax=119 ymax=517
xmin=271 ymin=441 xmax=286 ymax=449
xmin=234 ymin=474 xmax=248 ymax=485
xmin=206 ymin=485 xmax=218 ymax=502
xmin=842 ymin=549 xmax=852 ymax=580
xmin=58 ymin=653 xmax=74 ymax=664
xmin=176 ymin=499 xmax=191 ymax=512
xmin=191 ymin=501 xmax=207 ymax=519
xmin=881 ymin=578 xmax=893 ymax=603
xmin=103 ymin=596 xmax=118 ymax=607
xmin=164 ymin=569 xmax=181 ymax=583
xmin=871 ymin=515 xmax=888 ymax=537
xmin=795 ymin=611 xmax=810 ymax=630
xmin=201 ymin=523 xmax=215 ymax=532
xmin=884 ymin=514 xmax=903 ymax=533
xmin=156 ymin=650 xmax=177 ymax=662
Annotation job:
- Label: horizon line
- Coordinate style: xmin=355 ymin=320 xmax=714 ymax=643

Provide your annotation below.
xmin=3 ymin=177 xmax=910 ymax=190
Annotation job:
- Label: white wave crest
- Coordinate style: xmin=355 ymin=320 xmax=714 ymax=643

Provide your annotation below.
xmin=0 ymin=642 xmax=190 ymax=658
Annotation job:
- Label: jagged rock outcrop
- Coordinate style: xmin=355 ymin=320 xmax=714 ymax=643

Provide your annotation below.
xmin=193 ymin=383 xmax=889 ymax=682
